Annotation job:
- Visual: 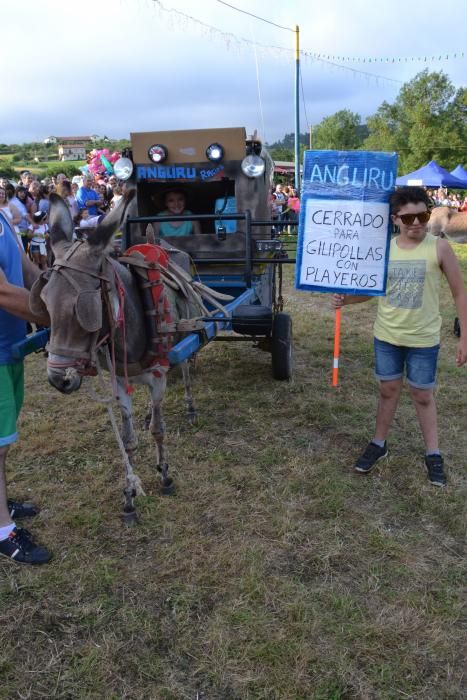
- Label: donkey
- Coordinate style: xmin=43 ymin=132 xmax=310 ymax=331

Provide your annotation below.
xmin=428 ymin=206 xmax=467 ymax=243
xmin=30 ymin=192 xmax=204 ymax=523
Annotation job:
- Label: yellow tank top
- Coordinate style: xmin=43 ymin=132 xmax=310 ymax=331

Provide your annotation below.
xmin=374 ymin=233 xmax=442 ymax=347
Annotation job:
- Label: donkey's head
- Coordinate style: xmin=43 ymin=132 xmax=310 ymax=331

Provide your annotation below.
xmin=31 ymin=191 xmax=135 ymax=393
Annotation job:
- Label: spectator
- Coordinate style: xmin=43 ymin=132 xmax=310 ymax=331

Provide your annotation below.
xmin=76 ymin=174 xmax=102 ymax=216
xmin=28 ymin=211 xmax=48 ymax=270
xmin=77 ymin=209 xmax=105 ymax=229
xmin=110 ymin=183 xmax=123 ymax=210
xmin=97 ymin=182 xmax=111 ymax=212
xmin=37 ymin=184 xmax=50 ymax=214
xmin=58 ymin=180 xmax=79 ymax=222
xmin=10 ymin=187 xmax=32 ymax=252
xmin=107 ymin=174 xmax=118 ymax=199
xmin=0 ymin=210 xmax=51 ymax=565
xmin=0 ymin=185 xmax=20 ymax=233
xmin=272 ymin=183 xmax=288 ymax=233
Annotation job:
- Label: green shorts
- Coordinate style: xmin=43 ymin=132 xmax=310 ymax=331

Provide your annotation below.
xmin=0 ymin=363 xmax=24 ymax=447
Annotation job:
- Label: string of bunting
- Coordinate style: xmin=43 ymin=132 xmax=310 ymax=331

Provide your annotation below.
xmin=149 ymin=0 xmax=403 ymax=85
xmin=303 ymin=50 xmax=465 ymax=64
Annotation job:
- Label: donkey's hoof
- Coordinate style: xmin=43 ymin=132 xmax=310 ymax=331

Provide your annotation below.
xmin=160 ymin=478 xmax=175 ymax=496
xmin=122 ymin=509 xmax=138 ymax=526
xmin=187 ymin=411 xmax=198 ymax=425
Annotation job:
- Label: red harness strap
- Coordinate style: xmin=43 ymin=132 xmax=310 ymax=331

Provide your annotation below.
xmin=123 ymin=244 xmax=174 ymax=378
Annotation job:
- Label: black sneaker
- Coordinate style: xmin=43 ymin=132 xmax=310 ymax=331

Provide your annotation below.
xmin=0 ymin=528 xmax=51 ymax=565
xmin=354 ymin=441 xmax=388 ymax=473
xmin=425 ymin=454 xmax=447 ymax=487
xmin=7 ymin=499 xmax=39 ymax=519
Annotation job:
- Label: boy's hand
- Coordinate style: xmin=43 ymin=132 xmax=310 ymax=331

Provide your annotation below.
xmin=331 ymin=294 xmax=345 ymax=309
xmin=455 ymin=338 xmax=467 ymax=367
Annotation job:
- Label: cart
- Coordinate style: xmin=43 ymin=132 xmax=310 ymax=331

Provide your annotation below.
xmin=118 ymin=127 xmax=294 ymax=380
xmin=13 ymin=128 xmax=295 ymax=380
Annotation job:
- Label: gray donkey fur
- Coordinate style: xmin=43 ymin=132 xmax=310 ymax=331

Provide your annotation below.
xmin=31 ymin=191 xmax=200 ymax=522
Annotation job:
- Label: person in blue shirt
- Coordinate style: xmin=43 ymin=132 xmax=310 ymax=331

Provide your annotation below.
xmin=0 ymin=212 xmax=51 ymax=564
xmin=75 ymin=174 xmax=103 ymax=216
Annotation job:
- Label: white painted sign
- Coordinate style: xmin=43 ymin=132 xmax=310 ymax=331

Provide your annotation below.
xmin=297 ymin=198 xmax=390 ymax=294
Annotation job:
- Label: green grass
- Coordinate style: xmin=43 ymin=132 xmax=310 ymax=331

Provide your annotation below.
xmin=0 ymin=249 xmax=466 ymax=698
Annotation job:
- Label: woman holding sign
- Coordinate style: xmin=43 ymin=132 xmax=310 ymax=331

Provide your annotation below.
xmin=333 ymin=187 xmax=467 ymax=487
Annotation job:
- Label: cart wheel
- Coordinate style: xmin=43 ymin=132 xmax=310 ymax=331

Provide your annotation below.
xmin=272 ymin=313 xmax=293 ymax=380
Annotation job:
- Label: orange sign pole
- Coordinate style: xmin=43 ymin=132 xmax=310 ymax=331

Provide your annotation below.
xmin=332 ymin=307 xmax=341 ymax=387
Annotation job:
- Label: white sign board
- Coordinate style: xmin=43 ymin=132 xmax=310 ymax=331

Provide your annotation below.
xmin=297 ymin=198 xmax=390 ymax=293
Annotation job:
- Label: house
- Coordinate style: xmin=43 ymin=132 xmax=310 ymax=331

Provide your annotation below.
xmin=56 ymin=136 xmax=92 ymax=161
xmin=58 ymin=143 xmax=87 ymax=161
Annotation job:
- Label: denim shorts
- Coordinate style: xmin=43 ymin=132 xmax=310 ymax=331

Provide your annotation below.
xmin=374 ymin=338 xmax=440 ymax=389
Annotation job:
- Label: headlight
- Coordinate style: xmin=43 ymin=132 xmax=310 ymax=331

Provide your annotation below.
xmin=206 ymin=143 xmax=224 ymax=162
xmin=113 ymin=157 xmax=134 ymax=181
xmin=241 ymin=154 xmax=265 ymax=178
xmin=148 ymin=144 xmax=168 ymax=163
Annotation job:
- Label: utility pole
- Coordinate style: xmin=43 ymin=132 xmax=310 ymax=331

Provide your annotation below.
xmin=294 ymin=24 xmax=300 ymax=194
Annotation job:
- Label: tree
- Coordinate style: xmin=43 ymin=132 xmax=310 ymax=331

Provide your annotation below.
xmin=311 ymin=110 xmax=363 ymax=150
xmin=363 ymin=70 xmax=466 ymax=172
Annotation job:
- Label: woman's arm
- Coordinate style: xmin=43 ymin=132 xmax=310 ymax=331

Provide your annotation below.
xmin=8 ymin=202 xmax=21 ymax=226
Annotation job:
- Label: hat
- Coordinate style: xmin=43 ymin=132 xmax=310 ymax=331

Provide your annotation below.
xmin=33 ymin=210 xmax=47 ymax=223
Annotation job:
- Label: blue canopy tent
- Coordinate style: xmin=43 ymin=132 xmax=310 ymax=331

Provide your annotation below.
xmin=396 ymin=160 xmax=466 ymax=188
xmin=450 ymin=165 xmax=467 ymax=186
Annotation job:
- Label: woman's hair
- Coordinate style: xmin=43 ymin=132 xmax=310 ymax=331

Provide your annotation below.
xmin=15 ymin=185 xmax=28 ymax=197
xmin=38 ymin=184 xmax=50 ymax=199
xmin=58 ymin=180 xmax=72 ymax=197
xmin=5 ymin=183 xmax=15 ymax=200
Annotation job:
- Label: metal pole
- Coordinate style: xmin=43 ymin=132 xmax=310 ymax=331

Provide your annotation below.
xmin=294 ymin=25 xmax=300 ymax=195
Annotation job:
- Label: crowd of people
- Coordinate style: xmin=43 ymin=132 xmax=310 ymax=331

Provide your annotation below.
xmin=428 ymin=187 xmax=467 ymax=211
xmin=271 ymin=183 xmax=300 ymax=231
xmin=0 ymin=170 xmax=125 ymax=269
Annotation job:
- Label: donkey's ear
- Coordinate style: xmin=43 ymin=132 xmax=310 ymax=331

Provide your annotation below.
xmin=87 ymin=189 xmax=136 ymax=249
xmin=48 ymin=193 xmax=74 ymax=246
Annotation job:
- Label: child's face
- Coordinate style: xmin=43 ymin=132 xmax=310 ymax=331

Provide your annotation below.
xmin=165 ymin=192 xmax=186 ymax=215
xmin=81 ymin=210 xmax=89 ymax=219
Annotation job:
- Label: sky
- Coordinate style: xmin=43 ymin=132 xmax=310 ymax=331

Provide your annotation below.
xmin=3 ymin=0 xmax=466 ymax=146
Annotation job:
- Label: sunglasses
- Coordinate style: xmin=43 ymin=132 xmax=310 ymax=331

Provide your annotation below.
xmin=396 ymin=211 xmax=431 ymax=225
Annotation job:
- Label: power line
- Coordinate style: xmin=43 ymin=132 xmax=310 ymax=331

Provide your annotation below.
xmin=216 ymin=0 xmax=294 ymax=32
xmin=150 ymin=1 xmax=404 ymax=86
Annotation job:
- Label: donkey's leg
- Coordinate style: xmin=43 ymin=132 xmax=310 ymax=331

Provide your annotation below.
xmin=147 ymin=374 xmax=174 ymax=495
xmin=116 ymin=380 xmax=140 ymax=523
xmin=181 ymin=359 xmax=197 ymax=423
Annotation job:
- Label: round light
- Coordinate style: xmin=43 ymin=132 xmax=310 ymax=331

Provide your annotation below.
xmin=241 ymin=154 xmax=265 ymax=178
xmin=206 ymin=143 xmax=224 ymax=162
xmin=113 ymin=157 xmax=134 ymax=181
xmin=148 ymin=144 xmax=168 ymax=163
